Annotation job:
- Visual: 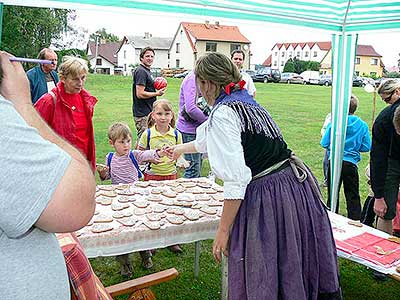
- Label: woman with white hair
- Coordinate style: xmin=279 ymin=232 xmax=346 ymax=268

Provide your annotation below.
xmin=35 ymin=56 xmax=98 ymax=170
xmin=168 ymin=52 xmax=341 ymax=300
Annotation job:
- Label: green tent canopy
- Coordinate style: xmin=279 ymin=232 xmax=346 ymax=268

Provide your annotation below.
xmin=3 ymin=0 xmax=400 ymax=212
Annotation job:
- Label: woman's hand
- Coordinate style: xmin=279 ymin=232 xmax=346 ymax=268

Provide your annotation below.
xmin=96 ymin=164 xmax=109 ymax=180
xmin=213 ymin=227 xmax=230 ymax=263
xmin=374 ymin=197 xmax=387 ymax=218
xmin=164 ymin=144 xmax=182 ymax=161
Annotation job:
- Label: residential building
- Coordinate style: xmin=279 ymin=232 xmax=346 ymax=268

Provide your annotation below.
xmin=87 ymin=41 xmax=121 ymax=75
xmin=169 ymin=21 xmax=251 ymax=70
xmin=265 ymin=41 xmax=384 ymax=77
xmin=117 ymin=33 xmax=172 ymax=76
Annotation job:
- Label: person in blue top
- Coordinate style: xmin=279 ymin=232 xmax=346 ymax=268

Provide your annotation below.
xmin=321 ymin=94 xmax=371 ymax=220
xmin=26 ymin=48 xmax=59 ymax=104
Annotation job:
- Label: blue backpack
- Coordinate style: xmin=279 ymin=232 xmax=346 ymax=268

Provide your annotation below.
xmin=107 ymin=151 xmax=143 ymax=179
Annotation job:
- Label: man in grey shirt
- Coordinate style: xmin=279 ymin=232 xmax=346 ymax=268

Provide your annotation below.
xmin=0 ymin=51 xmax=96 ymax=300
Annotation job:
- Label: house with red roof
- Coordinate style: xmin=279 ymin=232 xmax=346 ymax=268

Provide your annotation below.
xmin=87 ymin=41 xmax=121 ymax=75
xmin=264 ymin=41 xmax=383 ymax=77
xmin=169 ymin=21 xmax=251 ymax=70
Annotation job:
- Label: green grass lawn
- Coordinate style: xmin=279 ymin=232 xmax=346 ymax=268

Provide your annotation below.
xmin=85 ymin=74 xmax=399 ymax=299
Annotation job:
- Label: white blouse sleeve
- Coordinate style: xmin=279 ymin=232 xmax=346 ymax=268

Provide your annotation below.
xmin=195 ymin=105 xmax=252 ymax=200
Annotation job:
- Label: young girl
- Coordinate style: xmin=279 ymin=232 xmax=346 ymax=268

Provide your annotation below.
xmin=138 ymin=99 xmax=184 ymax=253
xmin=97 ymin=122 xmax=166 ymax=276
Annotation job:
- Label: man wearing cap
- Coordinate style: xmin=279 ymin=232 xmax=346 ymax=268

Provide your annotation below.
xmin=26 ymin=48 xmax=59 ymax=104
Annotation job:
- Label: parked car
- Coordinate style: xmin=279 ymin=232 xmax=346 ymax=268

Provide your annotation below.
xmin=279 ymin=72 xmax=304 ymax=84
xmin=300 ymin=71 xmax=320 ymax=85
xmin=173 ymin=70 xmax=190 ymax=78
xmin=244 ymin=70 xmax=256 ymax=81
xmin=374 ymin=77 xmax=386 ymax=87
xmin=254 ymin=67 xmax=281 ymax=83
xmin=318 ymin=74 xmax=332 ymax=86
xmin=361 ymin=77 xmax=375 ymax=86
xmin=352 ymin=76 xmax=364 ymax=87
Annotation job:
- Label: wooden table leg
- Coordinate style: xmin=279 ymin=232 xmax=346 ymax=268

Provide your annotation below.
xmin=194 ymin=241 xmax=200 ymax=278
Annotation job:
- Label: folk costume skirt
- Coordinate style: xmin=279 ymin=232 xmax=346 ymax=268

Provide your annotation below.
xmin=228 ymin=166 xmax=342 ymax=300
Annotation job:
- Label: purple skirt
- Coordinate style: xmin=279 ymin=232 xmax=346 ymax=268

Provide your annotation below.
xmin=228 ymin=166 xmax=341 ymax=300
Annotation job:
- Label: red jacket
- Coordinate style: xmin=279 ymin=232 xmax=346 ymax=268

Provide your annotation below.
xmin=34 ymin=81 xmax=98 ymax=170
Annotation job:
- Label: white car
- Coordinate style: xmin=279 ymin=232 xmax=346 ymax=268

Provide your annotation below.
xmin=300 ymin=71 xmax=320 ymax=85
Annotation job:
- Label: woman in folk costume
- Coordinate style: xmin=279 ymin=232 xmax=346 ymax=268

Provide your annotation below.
xmin=168 ymin=52 xmax=342 ymax=300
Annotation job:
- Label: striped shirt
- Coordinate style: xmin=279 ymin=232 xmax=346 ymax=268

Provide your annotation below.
xmin=103 ymin=150 xmax=159 ymax=184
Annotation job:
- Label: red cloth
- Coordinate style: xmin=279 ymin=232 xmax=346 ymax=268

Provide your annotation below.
xmin=57 ymin=233 xmax=112 ymax=300
xmin=143 ymin=173 xmax=178 ymax=181
xmin=68 ymin=93 xmax=90 ymax=157
xmin=35 ymin=81 xmax=98 ymax=170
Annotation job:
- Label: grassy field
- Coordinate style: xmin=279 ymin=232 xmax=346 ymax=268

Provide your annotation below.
xmin=85 ymin=74 xmax=400 ymax=299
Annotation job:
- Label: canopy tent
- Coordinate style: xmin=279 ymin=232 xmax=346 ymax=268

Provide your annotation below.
xmin=3 ymin=0 xmax=400 ymax=211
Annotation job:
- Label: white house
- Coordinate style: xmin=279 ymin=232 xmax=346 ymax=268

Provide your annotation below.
xmin=117 ymin=33 xmax=172 ymax=76
xmin=87 ymin=41 xmax=120 ymax=75
xmin=169 ymin=21 xmax=251 ymax=70
xmin=266 ymin=41 xmax=331 ymax=71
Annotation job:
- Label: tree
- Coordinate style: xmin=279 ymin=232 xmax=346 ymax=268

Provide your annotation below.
xmin=89 ymin=28 xmax=119 ymax=43
xmin=2 ymin=6 xmax=75 ymax=61
xmin=283 ymin=58 xmax=295 ymax=72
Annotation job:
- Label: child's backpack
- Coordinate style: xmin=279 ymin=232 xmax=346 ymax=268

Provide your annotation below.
xmin=107 ymin=151 xmax=143 ymax=179
xmin=146 ymin=128 xmax=179 ymax=150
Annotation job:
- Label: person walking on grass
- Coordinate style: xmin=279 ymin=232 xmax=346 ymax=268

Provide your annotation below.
xmin=138 ymin=99 xmax=184 ymax=253
xmin=97 ymin=122 xmax=167 ymax=276
xmin=321 ymin=95 xmax=371 ymax=220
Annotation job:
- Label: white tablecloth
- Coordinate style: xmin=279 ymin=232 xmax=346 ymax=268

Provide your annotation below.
xmin=77 ymin=178 xmax=221 ymax=257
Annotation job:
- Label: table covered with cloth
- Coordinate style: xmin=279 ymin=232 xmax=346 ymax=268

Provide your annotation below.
xmin=76 ymin=177 xmax=223 ymax=258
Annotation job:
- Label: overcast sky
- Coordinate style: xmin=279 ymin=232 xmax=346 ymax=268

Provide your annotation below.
xmin=74 ymin=9 xmax=399 ymax=68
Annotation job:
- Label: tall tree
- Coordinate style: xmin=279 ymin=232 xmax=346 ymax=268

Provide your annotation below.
xmin=89 ymin=28 xmax=119 ymax=43
xmin=2 ymin=6 xmax=74 ymax=59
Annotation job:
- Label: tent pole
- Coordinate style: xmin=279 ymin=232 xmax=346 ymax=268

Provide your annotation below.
xmin=0 ymin=2 xmax=3 ymax=48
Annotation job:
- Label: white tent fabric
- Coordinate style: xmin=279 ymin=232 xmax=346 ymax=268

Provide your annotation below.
xmin=4 ymin=0 xmax=400 ymax=211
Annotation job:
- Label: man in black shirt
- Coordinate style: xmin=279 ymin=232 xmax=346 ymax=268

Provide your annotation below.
xmin=132 ymin=47 xmax=166 ymax=140
xmin=372 ymin=79 xmax=400 ymax=234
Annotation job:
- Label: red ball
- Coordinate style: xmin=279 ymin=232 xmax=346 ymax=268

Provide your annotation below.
xmin=154 ymin=77 xmax=167 ymax=90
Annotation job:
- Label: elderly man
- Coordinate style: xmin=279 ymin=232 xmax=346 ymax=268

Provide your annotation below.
xmin=26 ymin=48 xmax=59 ymax=104
xmin=0 ymin=51 xmax=95 ymax=300
xmin=231 ymin=49 xmax=256 ymax=97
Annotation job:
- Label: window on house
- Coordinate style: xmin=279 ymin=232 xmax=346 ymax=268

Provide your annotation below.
xmin=281 ymin=61 xmax=284 ymax=66
xmin=273 ymin=61 xmax=277 ymax=67
xmin=176 ymin=43 xmax=180 ymax=53
xmin=96 ymin=58 xmax=102 ymax=66
xmin=371 ymin=58 xmax=378 ymax=65
xmin=230 ymin=44 xmax=241 ymax=53
xmin=313 ymin=51 xmax=317 ymax=57
xmin=289 ymin=51 xmax=292 ymax=58
xmin=124 ymin=64 xmax=126 ymax=71
xmin=355 ymin=57 xmax=360 ymax=64
xmin=168 ymin=52 xmax=170 ymax=59
xmin=297 ymin=51 xmax=300 ymax=57
xmin=206 ymin=42 xmax=217 ymax=52
xmin=370 ymin=71 xmax=377 ymax=76
xmin=281 ymin=52 xmax=285 ymax=57
xmin=304 ymin=51 xmax=309 ymax=58
xmin=123 ymin=50 xmax=127 ymax=59
xmin=176 ymin=59 xmax=180 ymax=68
xmin=274 ymin=52 xmax=278 ymax=56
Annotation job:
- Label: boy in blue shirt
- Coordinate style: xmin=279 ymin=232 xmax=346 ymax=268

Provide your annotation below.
xmin=321 ymin=94 xmax=371 ymax=220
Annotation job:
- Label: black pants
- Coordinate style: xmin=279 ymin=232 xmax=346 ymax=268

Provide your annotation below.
xmin=360 ymin=195 xmax=376 ymax=226
xmin=327 ymin=161 xmax=361 ymax=220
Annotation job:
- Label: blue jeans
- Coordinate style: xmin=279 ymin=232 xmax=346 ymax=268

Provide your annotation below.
xmin=180 ymin=131 xmax=203 ymax=178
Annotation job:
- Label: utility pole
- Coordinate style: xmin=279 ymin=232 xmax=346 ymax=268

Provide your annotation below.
xmin=94 ymin=34 xmax=100 ymax=73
